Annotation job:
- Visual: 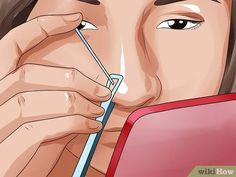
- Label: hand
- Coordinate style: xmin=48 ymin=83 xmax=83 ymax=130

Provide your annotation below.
xmin=0 ymin=12 xmax=111 ymax=177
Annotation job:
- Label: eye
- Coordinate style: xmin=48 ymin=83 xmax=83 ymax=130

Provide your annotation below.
xmin=77 ymin=20 xmax=98 ymax=30
xmin=157 ymin=19 xmax=202 ymax=30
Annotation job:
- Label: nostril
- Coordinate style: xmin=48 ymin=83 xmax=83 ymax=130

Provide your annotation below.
xmin=113 ymin=94 xmax=158 ymax=110
xmin=113 ymin=76 xmax=162 ymax=110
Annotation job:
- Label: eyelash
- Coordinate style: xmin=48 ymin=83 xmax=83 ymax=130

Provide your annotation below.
xmin=191 ymin=22 xmax=202 ymax=30
xmin=157 ymin=19 xmax=203 ymax=30
xmin=77 ymin=19 xmax=202 ymax=32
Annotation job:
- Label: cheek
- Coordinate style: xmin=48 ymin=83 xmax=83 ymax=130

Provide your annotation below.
xmin=144 ymin=21 xmax=229 ymax=101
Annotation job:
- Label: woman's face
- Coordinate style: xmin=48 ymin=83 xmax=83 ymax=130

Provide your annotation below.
xmin=23 ymin=0 xmax=232 ymax=173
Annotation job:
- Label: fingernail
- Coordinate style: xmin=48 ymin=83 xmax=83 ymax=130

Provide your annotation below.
xmin=92 ymin=107 xmax=105 ymax=116
xmin=97 ymin=88 xmax=111 ymax=99
xmin=63 ymin=13 xmax=82 ymax=22
xmin=88 ymin=121 xmax=101 ymax=130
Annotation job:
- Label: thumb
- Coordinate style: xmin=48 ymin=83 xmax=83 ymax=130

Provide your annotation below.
xmin=35 ymin=12 xmax=83 ymax=36
xmin=0 ymin=12 xmax=83 ymax=80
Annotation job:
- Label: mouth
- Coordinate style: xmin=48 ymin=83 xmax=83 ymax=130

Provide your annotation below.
xmin=102 ymin=108 xmax=130 ymax=133
xmin=104 ymin=127 xmax=122 ymax=132
xmin=99 ymin=131 xmax=122 ymax=149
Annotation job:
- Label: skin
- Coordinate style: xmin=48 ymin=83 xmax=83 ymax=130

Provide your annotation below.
xmin=0 ymin=0 xmax=232 ymax=176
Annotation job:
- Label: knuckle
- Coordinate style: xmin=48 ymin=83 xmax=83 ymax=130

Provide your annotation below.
xmin=20 ymin=122 xmax=43 ymax=141
xmin=36 ymin=15 xmax=51 ymax=23
xmin=17 ymin=65 xmax=26 ymax=83
xmin=36 ymin=16 xmax=41 ymax=22
xmin=17 ymin=92 xmax=26 ymax=109
xmin=15 ymin=93 xmax=27 ymax=122
xmin=36 ymin=16 xmax=46 ymax=24
xmin=67 ymin=68 xmax=78 ymax=83
xmin=35 ymin=16 xmax=49 ymax=37
xmin=68 ymin=91 xmax=77 ymax=103
xmin=65 ymin=91 xmax=76 ymax=112
xmin=17 ymin=64 xmax=31 ymax=83
xmin=23 ymin=122 xmax=35 ymax=132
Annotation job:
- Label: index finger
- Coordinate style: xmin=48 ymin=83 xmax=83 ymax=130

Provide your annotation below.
xmin=0 ymin=12 xmax=82 ymax=80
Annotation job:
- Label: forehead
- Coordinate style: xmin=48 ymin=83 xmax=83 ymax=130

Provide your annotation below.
xmin=76 ymin=0 xmax=230 ymax=25
xmin=76 ymin=0 xmax=227 ymax=18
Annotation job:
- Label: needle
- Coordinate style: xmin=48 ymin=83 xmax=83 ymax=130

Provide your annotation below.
xmin=75 ymin=28 xmax=114 ymax=85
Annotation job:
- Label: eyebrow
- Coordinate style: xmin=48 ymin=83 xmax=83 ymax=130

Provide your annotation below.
xmin=154 ymin=0 xmax=220 ymax=6
xmin=77 ymin=0 xmax=100 ymax=5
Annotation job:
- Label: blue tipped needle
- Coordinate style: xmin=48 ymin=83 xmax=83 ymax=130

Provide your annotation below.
xmin=75 ymin=28 xmax=114 ymax=85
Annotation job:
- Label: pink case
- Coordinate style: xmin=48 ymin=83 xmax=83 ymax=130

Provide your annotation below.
xmin=106 ymin=94 xmax=236 ymax=177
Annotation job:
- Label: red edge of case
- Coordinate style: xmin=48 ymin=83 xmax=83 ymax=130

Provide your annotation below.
xmin=106 ymin=93 xmax=236 ymax=177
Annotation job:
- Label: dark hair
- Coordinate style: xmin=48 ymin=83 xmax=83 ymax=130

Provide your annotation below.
xmin=219 ymin=1 xmax=236 ymax=94
xmin=0 ymin=0 xmax=37 ymax=38
xmin=0 ymin=0 xmax=235 ymax=93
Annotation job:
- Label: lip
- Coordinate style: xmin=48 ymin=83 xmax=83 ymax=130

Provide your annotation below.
xmin=99 ymin=131 xmax=122 ymax=148
xmin=104 ymin=127 xmax=123 ymax=132
xmin=102 ymin=142 xmax=117 ymax=149
xmin=102 ymin=108 xmax=129 ymax=132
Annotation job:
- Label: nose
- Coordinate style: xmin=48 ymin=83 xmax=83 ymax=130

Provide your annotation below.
xmin=112 ymin=23 xmax=162 ymax=109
